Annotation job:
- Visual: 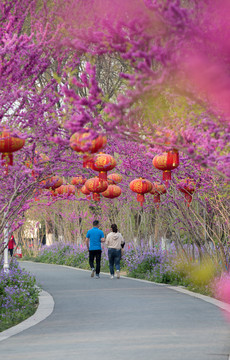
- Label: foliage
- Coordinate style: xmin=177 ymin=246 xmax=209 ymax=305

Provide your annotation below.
xmin=0 ymin=258 xmax=40 ymax=332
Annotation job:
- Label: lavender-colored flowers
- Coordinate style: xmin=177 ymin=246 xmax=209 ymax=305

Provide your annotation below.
xmin=0 ymin=258 xmax=40 ymax=332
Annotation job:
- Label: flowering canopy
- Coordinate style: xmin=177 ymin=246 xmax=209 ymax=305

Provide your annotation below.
xmin=0 ymin=0 xmax=229 ymax=253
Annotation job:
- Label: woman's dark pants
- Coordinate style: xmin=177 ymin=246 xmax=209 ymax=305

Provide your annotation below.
xmin=108 ymin=248 xmax=121 ymax=275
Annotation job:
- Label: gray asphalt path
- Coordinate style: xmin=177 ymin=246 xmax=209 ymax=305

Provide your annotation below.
xmin=1 ymin=261 xmax=230 ymax=360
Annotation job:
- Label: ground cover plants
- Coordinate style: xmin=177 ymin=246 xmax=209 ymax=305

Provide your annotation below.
xmin=0 ymin=259 xmax=40 ymax=332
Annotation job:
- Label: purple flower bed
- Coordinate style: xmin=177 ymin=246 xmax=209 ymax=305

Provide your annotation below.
xmin=0 ymin=258 xmax=40 ymax=332
xmin=29 ymin=241 xmax=224 ymax=296
xmin=32 ymin=241 xmax=184 ymax=284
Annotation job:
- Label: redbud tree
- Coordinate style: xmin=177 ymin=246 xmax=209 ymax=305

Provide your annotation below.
xmin=0 ymin=1 xmax=229 ymax=264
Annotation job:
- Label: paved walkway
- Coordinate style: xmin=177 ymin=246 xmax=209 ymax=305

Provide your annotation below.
xmin=0 ymin=262 xmax=230 ymax=360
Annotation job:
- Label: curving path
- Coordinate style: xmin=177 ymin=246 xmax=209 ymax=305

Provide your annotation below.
xmin=0 ymin=261 xmax=230 ymax=360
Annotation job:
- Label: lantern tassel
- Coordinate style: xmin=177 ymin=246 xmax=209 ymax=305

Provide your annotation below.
xmin=93 ymin=193 xmax=100 ymax=201
xmin=163 ymin=170 xmax=171 ymax=181
xmin=98 ymin=171 xmax=107 ymax=181
xmin=184 ymin=193 xmax=192 ymax=207
xmin=137 ymin=194 xmax=144 ymax=206
xmin=2 ymin=153 xmax=13 ymax=166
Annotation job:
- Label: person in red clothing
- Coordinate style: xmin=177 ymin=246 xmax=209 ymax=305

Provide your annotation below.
xmin=8 ymin=235 xmax=16 ymax=257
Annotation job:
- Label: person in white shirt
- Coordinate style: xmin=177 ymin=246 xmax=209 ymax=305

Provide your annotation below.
xmin=105 ymin=224 xmax=125 ymax=279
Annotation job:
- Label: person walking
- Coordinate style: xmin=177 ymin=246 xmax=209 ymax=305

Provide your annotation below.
xmin=8 ymin=235 xmax=16 ymax=257
xmin=106 ymin=224 xmax=125 ymax=279
xmin=86 ymin=220 xmax=105 ymax=279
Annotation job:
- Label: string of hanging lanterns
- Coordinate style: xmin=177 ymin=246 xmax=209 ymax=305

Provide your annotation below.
xmin=68 ymin=129 xmax=196 ymax=208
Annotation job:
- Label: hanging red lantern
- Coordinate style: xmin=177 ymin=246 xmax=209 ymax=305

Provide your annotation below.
xmin=42 ymin=176 xmax=63 ymax=190
xmin=150 ymin=182 xmax=167 ymax=207
xmin=70 ymin=131 xmax=107 ymax=153
xmin=107 ymin=173 xmax=122 ymax=185
xmin=101 ymin=184 xmax=122 ymax=199
xmin=0 ymin=129 xmax=25 ymax=172
xmin=71 ymin=175 xmax=86 ymax=187
xmin=85 ymin=177 xmax=108 ymax=201
xmin=129 ymin=178 xmax=152 ymax=206
xmin=70 ymin=130 xmax=107 ymax=168
xmin=80 ymin=185 xmax=91 ymax=200
xmin=152 ymin=149 xmax=179 ymax=184
xmin=92 ymin=153 xmax=117 ymax=181
xmin=82 ymin=154 xmax=95 ymax=169
xmin=71 ymin=175 xmax=87 ymax=194
xmin=55 ymin=184 xmax=75 ymax=196
xmin=178 ymin=179 xmax=196 ymax=207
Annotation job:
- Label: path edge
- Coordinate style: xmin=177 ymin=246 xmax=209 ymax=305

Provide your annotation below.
xmin=59 ymin=263 xmax=230 ymax=314
xmin=0 ymin=288 xmax=54 ymax=342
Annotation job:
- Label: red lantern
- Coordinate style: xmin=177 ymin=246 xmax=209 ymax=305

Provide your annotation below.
xmin=150 ymin=182 xmax=167 ymax=207
xmin=55 ymin=184 xmax=75 ymax=196
xmin=82 ymin=154 xmax=95 ymax=169
xmin=0 ymin=129 xmax=25 ymax=171
xmin=70 ymin=130 xmax=107 ymax=168
xmin=152 ymin=150 xmax=179 ymax=184
xmin=80 ymin=185 xmax=91 ymax=200
xmin=42 ymin=176 xmax=63 ymax=190
xmin=107 ymin=173 xmax=122 ymax=185
xmin=70 ymin=131 xmax=107 ymax=153
xmin=71 ymin=175 xmax=86 ymax=187
xmin=71 ymin=175 xmax=86 ymax=194
xmin=85 ymin=177 xmax=108 ymax=201
xmin=129 ymin=178 xmax=153 ymax=206
xmin=92 ymin=153 xmax=116 ymax=181
xmin=102 ymin=185 xmax=122 ymax=199
xmin=178 ymin=179 xmax=195 ymax=207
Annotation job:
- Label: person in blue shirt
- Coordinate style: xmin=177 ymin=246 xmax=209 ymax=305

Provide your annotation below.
xmin=86 ymin=220 xmax=105 ymax=278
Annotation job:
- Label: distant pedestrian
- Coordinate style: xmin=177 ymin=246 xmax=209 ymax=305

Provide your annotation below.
xmin=8 ymin=235 xmax=16 ymax=257
xmin=106 ymin=224 xmax=125 ymax=279
xmin=86 ymin=220 xmax=105 ymax=279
